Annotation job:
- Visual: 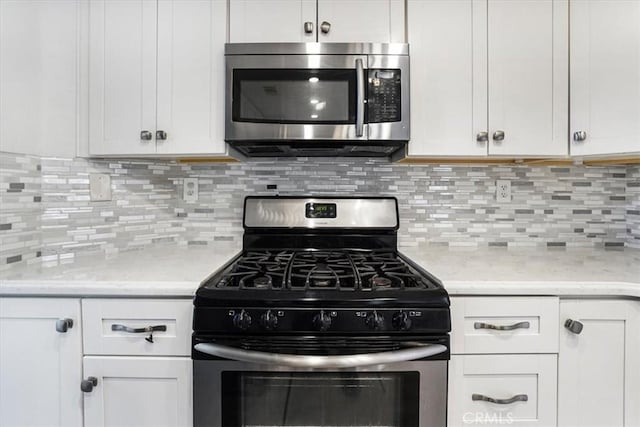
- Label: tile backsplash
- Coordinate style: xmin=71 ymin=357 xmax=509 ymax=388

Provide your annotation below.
xmin=627 ymin=165 xmax=640 ymax=249
xmin=1 ymin=151 xmax=637 ymax=270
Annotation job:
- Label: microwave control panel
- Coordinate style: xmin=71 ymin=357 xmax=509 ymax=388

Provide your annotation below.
xmin=367 ymin=69 xmax=401 ymax=123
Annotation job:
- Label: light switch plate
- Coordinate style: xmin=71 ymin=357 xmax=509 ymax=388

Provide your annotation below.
xmin=89 ymin=173 xmax=111 ymax=201
xmin=183 ymin=178 xmax=198 ymax=202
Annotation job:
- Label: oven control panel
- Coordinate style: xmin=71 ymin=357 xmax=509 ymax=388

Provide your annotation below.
xmin=305 ymin=203 xmax=337 ymax=219
xmin=194 ymin=307 xmax=451 ymax=334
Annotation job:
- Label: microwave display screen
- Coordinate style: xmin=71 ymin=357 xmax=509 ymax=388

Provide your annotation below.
xmin=233 ymin=69 xmax=356 ymax=124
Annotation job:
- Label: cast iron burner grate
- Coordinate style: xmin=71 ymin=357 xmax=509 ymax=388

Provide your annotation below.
xmin=211 ymin=250 xmax=436 ymax=291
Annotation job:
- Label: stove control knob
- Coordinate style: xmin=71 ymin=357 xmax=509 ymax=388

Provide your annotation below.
xmin=392 ymin=311 xmax=412 ymax=331
xmin=365 ymin=311 xmax=384 ymax=330
xmin=260 ymin=310 xmax=278 ymax=330
xmin=313 ymin=310 xmax=332 ymax=332
xmin=232 ymin=310 xmax=252 ymax=330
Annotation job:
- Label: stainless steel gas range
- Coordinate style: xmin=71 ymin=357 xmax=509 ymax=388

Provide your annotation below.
xmin=192 ymin=196 xmax=451 ymax=427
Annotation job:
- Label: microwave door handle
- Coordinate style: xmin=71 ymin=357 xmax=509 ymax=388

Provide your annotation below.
xmin=355 ymin=58 xmax=365 ymax=137
xmin=194 ymin=343 xmax=447 ymax=368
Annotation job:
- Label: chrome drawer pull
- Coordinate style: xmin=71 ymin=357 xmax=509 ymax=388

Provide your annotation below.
xmin=472 ymin=393 xmax=528 ymax=404
xmin=474 ymin=321 xmax=530 ymax=331
xmin=111 ymin=324 xmax=167 ymax=343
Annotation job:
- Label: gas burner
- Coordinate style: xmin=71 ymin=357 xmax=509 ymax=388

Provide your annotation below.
xmin=289 ymin=251 xmax=356 ymax=289
xmin=242 ymin=275 xmax=272 ymax=289
xmin=371 ymin=276 xmax=392 ymax=289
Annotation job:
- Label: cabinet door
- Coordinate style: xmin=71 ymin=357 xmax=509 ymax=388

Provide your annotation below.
xmin=88 ymin=0 xmax=157 ymax=155
xmin=156 ymin=0 xmax=227 ymax=155
xmin=407 ymin=0 xmax=487 ymax=157
xmin=558 ymin=300 xmax=640 ymax=427
xmin=0 ymin=298 xmax=82 ymax=427
xmin=229 ymin=0 xmax=316 ymax=43
xmin=448 ymin=354 xmax=557 ymax=427
xmin=487 ymin=0 xmax=568 ymax=156
xmin=317 ymin=0 xmax=404 ymax=43
xmin=0 ymin=0 xmax=77 ymax=158
xmin=570 ymin=0 xmax=640 ymax=156
xmin=83 ymin=356 xmax=192 ymax=427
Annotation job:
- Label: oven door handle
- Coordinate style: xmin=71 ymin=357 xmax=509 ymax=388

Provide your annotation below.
xmin=193 ymin=343 xmax=447 ymax=368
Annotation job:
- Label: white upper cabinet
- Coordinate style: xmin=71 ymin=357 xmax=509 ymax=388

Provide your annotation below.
xmin=570 ymin=0 xmax=640 ymax=157
xmin=230 ymin=0 xmax=317 ymax=42
xmin=316 ymin=0 xmax=404 ymax=43
xmin=407 ymin=0 xmax=568 ymax=158
xmin=229 ymin=0 xmax=404 ymax=43
xmin=407 ymin=0 xmax=486 ymax=157
xmin=88 ymin=0 xmax=228 ymax=157
xmin=89 ymin=0 xmax=157 ymax=156
xmin=156 ymin=0 xmax=227 ymax=155
xmin=487 ymin=0 xmax=568 ymax=157
xmin=0 ymin=0 xmax=78 ymax=158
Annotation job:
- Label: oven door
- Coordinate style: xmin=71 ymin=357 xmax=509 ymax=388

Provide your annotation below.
xmin=225 ymin=55 xmax=368 ymax=142
xmin=193 ymin=342 xmax=448 ymax=427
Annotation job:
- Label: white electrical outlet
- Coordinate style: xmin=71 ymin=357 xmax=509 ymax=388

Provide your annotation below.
xmin=89 ymin=173 xmax=112 ymax=201
xmin=183 ymin=178 xmax=198 ymax=202
xmin=496 ymin=179 xmax=511 ymax=203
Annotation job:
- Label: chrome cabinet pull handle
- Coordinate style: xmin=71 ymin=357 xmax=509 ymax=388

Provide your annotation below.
xmin=573 ymin=130 xmax=587 ymax=142
xmin=476 ymin=131 xmax=489 ymax=142
xmin=140 ymin=130 xmax=153 ymax=141
xmin=564 ymin=319 xmax=584 ymax=334
xmin=81 ymin=377 xmax=98 ymax=393
xmin=320 ymin=21 xmax=331 ymax=34
xmin=472 ymin=393 xmax=528 ymax=404
xmin=474 ymin=321 xmax=530 ymax=331
xmin=304 ymin=21 xmax=314 ymax=34
xmin=55 ymin=318 xmax=74 ymax=333
xmin=111 ymin=324 xmax=167 ymax=343
xmin=156 ymin=130 xmax=167 ymax=140
xmin=492 ymin=130 xmax=505 ymax=141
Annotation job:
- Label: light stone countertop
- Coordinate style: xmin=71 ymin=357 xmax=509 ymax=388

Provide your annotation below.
xmin=0 ymin=244 xmax=638 ymax=298
xmin=400 ymin=246 xmax=640 ymax=298
xmin=0 ymin=244 xmax=241 ymax=297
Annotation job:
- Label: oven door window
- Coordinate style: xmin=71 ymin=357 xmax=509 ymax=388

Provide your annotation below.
xmin=232 ymin=69 xmax=356 ymax=124
xmin=221 ymin=371 xmax=419 ymax=427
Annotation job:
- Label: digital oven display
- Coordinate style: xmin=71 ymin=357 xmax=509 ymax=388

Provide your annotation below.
xmin=305 ymin=203 xmax=337 ymax=219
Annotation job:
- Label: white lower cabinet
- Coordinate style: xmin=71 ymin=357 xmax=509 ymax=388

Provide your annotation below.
xmin=558 ymin=299 xmax=640 ymax=427
xmin=82 ymin=356 xmax=192 ymax=427
xmin=448 ymin=354 xmax=557 ymax=427
xmin=0 ymin=298 xmax=83 ymax=427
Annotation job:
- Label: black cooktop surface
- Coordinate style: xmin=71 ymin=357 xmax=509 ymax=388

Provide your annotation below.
xmin=196 ymin=249 xmax=448 ymax=309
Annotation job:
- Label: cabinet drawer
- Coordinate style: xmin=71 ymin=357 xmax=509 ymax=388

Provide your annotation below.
xmin=451 ymin=297 xmax=559 ymax=354
xmin=82 ymin=299 xmax=192 ymax=356
xmin=448 ymin=354 xmax=557 ymax=427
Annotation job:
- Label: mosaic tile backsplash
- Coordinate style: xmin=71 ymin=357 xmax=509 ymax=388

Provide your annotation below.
xmin=1 ymin=151 xmax=638 ymax=269
xmin=627 ymin=165 xmax=640 ymax=249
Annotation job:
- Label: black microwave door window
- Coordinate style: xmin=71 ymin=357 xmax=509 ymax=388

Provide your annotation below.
xmin=232 ymin=69 xmax=356 ymax=124
xmin=221 ymin=371 xmax=420 ymax=427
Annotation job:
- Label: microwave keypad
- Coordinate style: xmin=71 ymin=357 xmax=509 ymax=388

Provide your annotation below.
xmin=367 ymin=69 xmax=401 ymax=123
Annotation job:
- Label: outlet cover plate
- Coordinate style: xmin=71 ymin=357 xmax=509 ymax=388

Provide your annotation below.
xmin=89 ymin=173 xmax=112 ymax=201
xmin=183 ymin=178 xmax=198 ymax=202
xmin=496 ymin=179 xmax=511 ymax=203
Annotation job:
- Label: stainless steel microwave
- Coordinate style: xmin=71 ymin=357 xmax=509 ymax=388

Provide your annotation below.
xmin=225 ymin=43 xmax=410 ymax=158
